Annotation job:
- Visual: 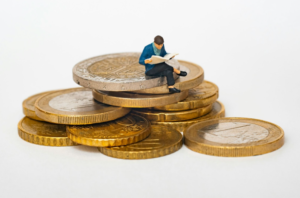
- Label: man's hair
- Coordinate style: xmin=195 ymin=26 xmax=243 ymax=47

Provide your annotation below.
xmin=154 ymin=35 xmax=164 ymax=45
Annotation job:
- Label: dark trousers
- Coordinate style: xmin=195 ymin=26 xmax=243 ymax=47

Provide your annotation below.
xmin=145 ymin=62 xmax=175 ymax=86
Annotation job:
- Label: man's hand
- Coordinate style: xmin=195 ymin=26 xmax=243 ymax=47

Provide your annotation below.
xmin=145 ymin=59 xmax=152 ymax=64
xmin=171 ymin=55 xmax=176 ymax=59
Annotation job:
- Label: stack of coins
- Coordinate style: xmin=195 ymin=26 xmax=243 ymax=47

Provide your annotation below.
xmin=18 ymin=52 xmax=284 ymax=158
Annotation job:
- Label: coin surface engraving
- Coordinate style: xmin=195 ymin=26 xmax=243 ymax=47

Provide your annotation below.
xmin=18 ymin=117 xmax=77 ymax=146
xmin=49 ymin=91 xmax=102 ymax=112
xmin=184 ymin=117 xmax=284 ymax=157
xmin=66 ymin=114 xmax=151 ymax=147
xmin=35 ymin=88 xmax=130 ymax=125
xmin=199 ymin=122 xmax=269 ymax=144
xmin=73 ymin=53 xmax=180 ymax=91
xmin=98 ymin=125 xmax=183 ymax=159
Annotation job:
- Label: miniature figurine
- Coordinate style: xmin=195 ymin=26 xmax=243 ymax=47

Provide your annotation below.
xmin=139 ymin=35 xmax=187 ymax=93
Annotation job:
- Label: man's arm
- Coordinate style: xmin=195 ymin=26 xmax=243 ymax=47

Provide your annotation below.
xmin=139 ymin=46 xmax=150 ymax=65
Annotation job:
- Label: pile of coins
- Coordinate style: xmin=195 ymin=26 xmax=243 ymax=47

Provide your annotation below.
xmin=18 ymin=53 xmax=284 ymax=158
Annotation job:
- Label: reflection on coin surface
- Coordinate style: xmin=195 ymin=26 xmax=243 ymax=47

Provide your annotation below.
xmin=151 ymin=80 xmax=219 ymax=111
xmin=151 ymin=101 xmax=225 ymax=132
xmin=132 ymin=103 xmax=213 ymax=122
xmin=35 ymin=88 xmax=130 ymax=125
xmin=22 ymin=90 xmax=57 ymax=121
xmin=93 ymin=89 xmax=188 ymax=108
xmin=73 ymin=53 xmax=180 ymax=91
xmin=184 ymin=117 xmax=284 ymax=157
xmin=98 ymin=125 xmax=183 ymax=159
xmin=18 ymin=117 xmax=77 ymax=146
xmin=132 ymin=60 xmax=204 ymax=94
xmin=66 ymin=114 xmax=151 ymax=147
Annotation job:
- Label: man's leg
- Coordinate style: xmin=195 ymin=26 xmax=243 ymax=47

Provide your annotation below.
xmin=146 ymin=63 xmax=174 ymax=76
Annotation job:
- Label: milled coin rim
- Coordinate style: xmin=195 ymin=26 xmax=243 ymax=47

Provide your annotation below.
xmin=132 ymin=60 xmax=204 ymax=94
xmin=98 ymin=125 xmax=183 ymax=159
xmin=66 ymin=113 xmax=151 ymax=147
xmin=151 ymin=101 xmax=225 ymax=133
xmin=18 ymin=117 xmax=78 ymax=147
xmin=184 ymin=117 xmax=284 ymax=157
xmin=22 ymin=90 xmax=60 ymax=121
xmin=132 ymin=103 xmax=213 ymax=122
xmin=93 ymin=89 xmax=189 ymax=108
xmin=151 ymin=80 xmax=219 ymax=111
xmin=34 ymin=87 xmax=131 ymax=125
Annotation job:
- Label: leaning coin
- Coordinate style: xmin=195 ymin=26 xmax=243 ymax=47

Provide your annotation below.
xmin=151 ymin=80 xmax=219 ymax=111
xmin=98 ymin=124 xmax=183 ymax=159
xmin=73 ymin=53 xmax=180 ymax=91
xmin=35 ymin=88 xmax=130 ymax=125
xmin=132 ymin=60 xmax=204 ymax=94
xmin=66 ymin=114 xmax=151 ymax=147
xmin=93 ymin=89 xmax=188 ymax=108
xmin=151 ymin=101 xmax=225 ymax=132
xmin=22 ymin=90 xmax=56 ymax=121
xmin=18 ymin=117 xmax=78 ymax=146
xmin=132 ymin=103 xmax=213 ymax=122
xmin=185 ymin=117 xmax=284 ymax=157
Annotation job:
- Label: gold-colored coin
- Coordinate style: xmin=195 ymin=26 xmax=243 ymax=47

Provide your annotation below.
xmin=151 ymin=80 xmax=219 ymax=111
xmin=98 ymin=125 xmax=183 ymax=159
xmin=22 ymin=90 xmax=56 ymax=121
xmin=66 ymin=114 xmax=151 ymax=147
xmin=132 ymin=60 xmax=204 ymax=94
xmin=132 ymin=103 xmax=213 ymax=122
xmin=151 ymin=101 xmax=225 ymax=132
xmin=35 ymin=88 xmax=130 ymax=125
xmin=184 ymin=117 xmax=284 ymax=157
xmin=92 ymin=89 xmax=188 ymax=108
xmin=18 ymin=117 xmax=78 ymax=146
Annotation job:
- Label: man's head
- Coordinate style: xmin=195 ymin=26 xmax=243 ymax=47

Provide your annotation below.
xmin=154 ymin=35 xmax=164 ymax=49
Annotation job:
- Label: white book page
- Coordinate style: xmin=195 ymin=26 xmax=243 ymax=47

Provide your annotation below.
xmin=150 ymin=53 xmax=179 ymax=64
xmin=164 ymin=53 xmax=179 ymax=59
xmin=150 ymin=55 xmax=168 ymax=64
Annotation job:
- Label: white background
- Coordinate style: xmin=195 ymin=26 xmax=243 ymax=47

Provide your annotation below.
xmin=0 ymin=0 xmax=299 ymax=197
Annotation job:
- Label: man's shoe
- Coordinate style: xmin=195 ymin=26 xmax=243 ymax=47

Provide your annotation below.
xmin=169 ymin=87 xmax=181 ymax=93
xmin=178 ymin=71 xmax=187 ymax=76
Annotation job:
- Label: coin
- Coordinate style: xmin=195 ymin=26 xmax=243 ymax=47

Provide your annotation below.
xmin=151 ymin=80 xmax=219 ymax=111
xmin=73 ymin=53 xmax=180 ymax=91
xmin=132 ymin=60 xmax=204 ymax=94
xmin=92 ymin=89 xmax=189 ymax=108
xmin=98 ymin=125 xmax=183 ymax=159
xmin=18 ymin=117 xmax=78 ymax=146
xmin=184 ymin=117 xmax=284 ymax=157
xmin=66 ymin=114 xmax=151 ymax=147
xmin=35 ymin=88 xmax=131 ymax=125
xmin=22 ymin=90 xmax=55 ymax=121
xmin=132 ymin=103 xmax=213 ymax=122
xmin=151 ymin=101 xmax=225 ymax=132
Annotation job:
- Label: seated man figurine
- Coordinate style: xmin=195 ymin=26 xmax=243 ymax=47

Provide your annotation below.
xmin=139 ymin=35 xmax=187 ymax=93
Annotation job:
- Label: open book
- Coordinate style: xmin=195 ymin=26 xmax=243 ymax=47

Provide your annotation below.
xmin=149 ymin=53 xmax=179 ymax=64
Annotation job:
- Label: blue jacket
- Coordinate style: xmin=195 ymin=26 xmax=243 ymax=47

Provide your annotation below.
xmin=139 ymin=43 xmax=167 ymax=73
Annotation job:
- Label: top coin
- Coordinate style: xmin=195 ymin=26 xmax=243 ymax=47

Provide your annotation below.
xmin=184 ymin=117 xmax=284 ymax=157
xmin=73 ymin=53 xmax=180 ymax=91
xmin=34 ymin=88 xmax=131 ymax=125
xmin=22 ymin=90 xmax=56 ymax=121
